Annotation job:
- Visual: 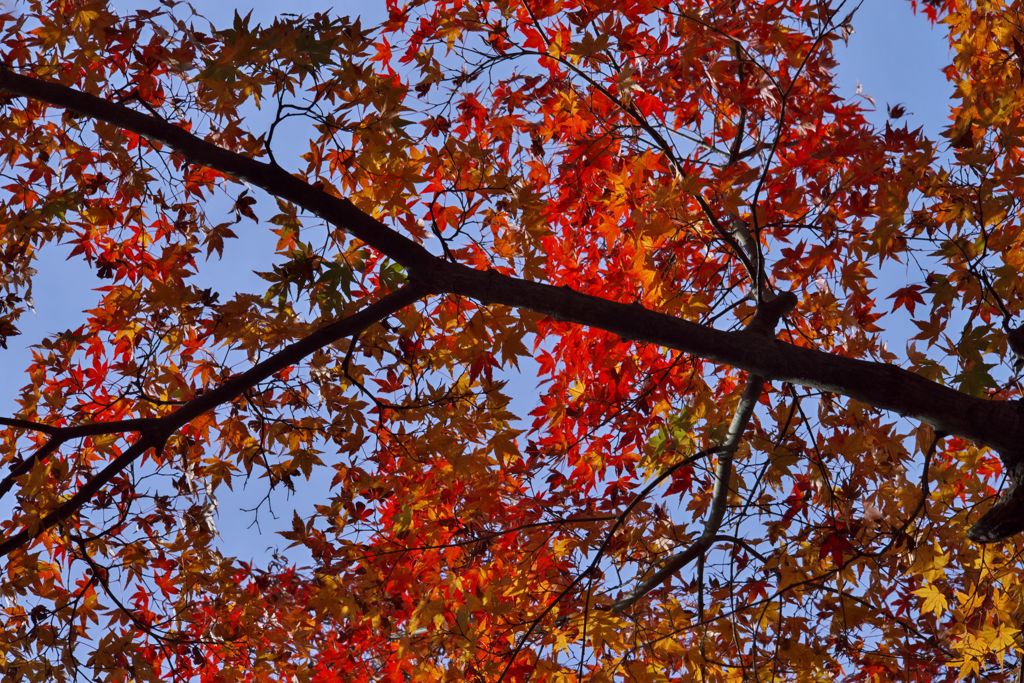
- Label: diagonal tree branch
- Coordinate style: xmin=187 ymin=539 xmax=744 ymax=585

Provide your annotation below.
xmin=610 ymin=292 xmax=796 ymax=611
xmin=0 ymin=66 xmax=436 ymax=272
xmin=0 ymin=417 xmax=159 ymax=500
xmin=0 ymin=284 xmax=425 ymax=558
xmin=499 ymin=445 xmax=724 ymax=681
xmin=3 ymin=70 xmax=1024 ymax=539
xmin=432 ymin=264 xmax=1024 ymax=462
xmin=610 ymin=377 xmax=763 ymax=612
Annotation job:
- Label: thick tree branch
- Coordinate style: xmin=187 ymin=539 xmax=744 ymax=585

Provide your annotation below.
xmin=0 ymin=285 xmax=424 ymax=558
xmin=0 ymin=416 xmax=155 ymax=438
xmin=0 ymin=417 xmax=61 ymax=434
xmin=4 ymin=70 xmax=1024 ymax=539
xmin=431 ymin=263 xmax=1024 ymax=460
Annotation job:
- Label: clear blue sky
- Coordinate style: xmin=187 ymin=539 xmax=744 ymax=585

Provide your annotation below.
xmin=0 ymin=0 xmax=953 ymax=561
xmin=837 ymin=0 xmax=952 ymax=136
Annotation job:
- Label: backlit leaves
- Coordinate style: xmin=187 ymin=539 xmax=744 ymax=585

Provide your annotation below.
xmin=0 ymin=0 xmax=1022 ymax=681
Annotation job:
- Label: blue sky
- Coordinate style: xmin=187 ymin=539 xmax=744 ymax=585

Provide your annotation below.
xmin=0 ymin=0 xmax=955 ymax=561
xmin=837 ymin=0 xmax=952 ymax=136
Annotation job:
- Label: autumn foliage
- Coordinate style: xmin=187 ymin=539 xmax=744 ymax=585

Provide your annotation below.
xmin=2 ymin=0 xmax=1024 ymax=680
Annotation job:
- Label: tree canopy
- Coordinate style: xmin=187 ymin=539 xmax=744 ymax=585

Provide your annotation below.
xmin=2 ymin=0 xmax=1024 ymax=679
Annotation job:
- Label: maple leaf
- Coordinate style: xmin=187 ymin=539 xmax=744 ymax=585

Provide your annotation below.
xmin=889 ymin=284 xmax=926 ymax=314
xmin=914 ymin=583 xmax=949 ymax=617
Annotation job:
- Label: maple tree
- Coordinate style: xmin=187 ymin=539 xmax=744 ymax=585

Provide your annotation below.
xmin=5 ymin=0 xmax=1024 ymax=679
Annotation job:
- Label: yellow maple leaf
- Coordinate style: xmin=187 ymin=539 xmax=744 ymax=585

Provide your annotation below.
xmin=982 ymin=624 xmax=1020 ymax=665
xmin=913 ymin=583 xmax=948 ymax=617
xmin=955 ymin=656 xmax=980 ymax=682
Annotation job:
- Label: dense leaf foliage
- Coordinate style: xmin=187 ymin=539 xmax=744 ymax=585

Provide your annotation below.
xmin=1 ymin=0 xmax=1024 ymax=680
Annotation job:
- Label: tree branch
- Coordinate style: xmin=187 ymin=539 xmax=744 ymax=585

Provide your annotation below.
xmin=498 ymin=446 xmax=723 ymax=680
xmin=431 ymin=263 xmax=1024 ymax=461
xmin=0 ymin=417 xmax=159 ymax=500
xmin=4 ymin=70 xmax=1024 ymax=539
xmin=0 ymin=67 xmax=436 ymax=272
xmin=0 ymin=284 xmax=424 ymax=558
xmin=610 ymin=293 xmax=795 ymax=611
